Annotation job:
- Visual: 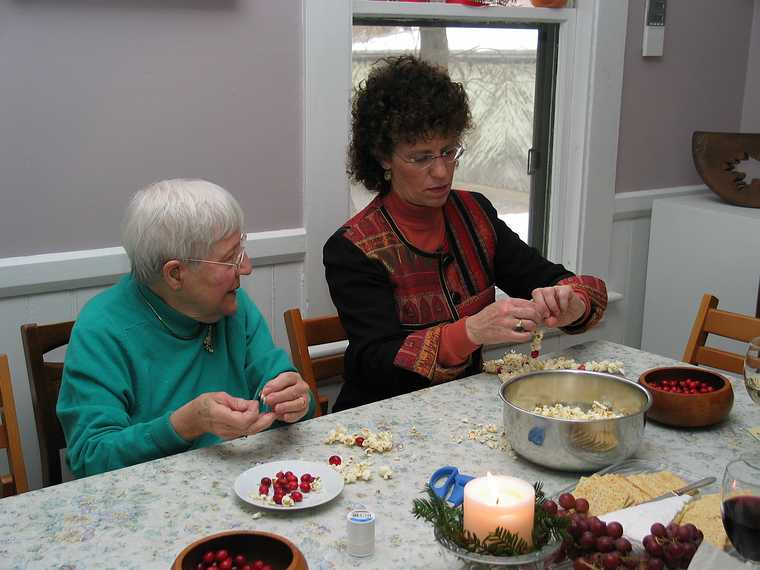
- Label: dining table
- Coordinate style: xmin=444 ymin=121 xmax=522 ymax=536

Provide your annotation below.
xmin=1 ymin=340 xmax=758 ymax=569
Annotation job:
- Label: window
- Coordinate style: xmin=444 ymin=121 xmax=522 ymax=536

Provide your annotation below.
xmin=351 ymin=21 xmax=558 ymax=252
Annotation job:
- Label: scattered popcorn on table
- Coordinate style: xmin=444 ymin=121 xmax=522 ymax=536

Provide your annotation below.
xmin=330 ymin=456 xmax=373 ymax=484
xmin=378 ymin=465 xmax=393 ymax=480
xmin=325 ymin=424 xmax=393 ymax=454
xmin=484 ymin=347 xmax=625 ymax=382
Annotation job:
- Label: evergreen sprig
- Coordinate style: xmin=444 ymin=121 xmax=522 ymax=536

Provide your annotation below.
xmin=412 ymin=482 xmax=568 ymax=557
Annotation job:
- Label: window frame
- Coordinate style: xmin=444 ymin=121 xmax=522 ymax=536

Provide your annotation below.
xmin=303 ymin=0 xmax=628 ymax=316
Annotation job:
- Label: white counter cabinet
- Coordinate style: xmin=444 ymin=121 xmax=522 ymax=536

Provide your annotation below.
xmin=641 ymin=193 xmax=760 ymax=360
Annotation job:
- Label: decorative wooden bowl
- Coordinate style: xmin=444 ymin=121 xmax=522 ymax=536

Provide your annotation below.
xmin=173 ymin=530 xmax=308 ymax=570
xmin=639 ymin=366 xmax=734 ymax=427
xmin=692 ymin=131 xmax=760 ymax=208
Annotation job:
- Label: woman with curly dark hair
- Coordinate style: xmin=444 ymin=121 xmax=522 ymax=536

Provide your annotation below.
xmin=324 ymin=55 xmax=607 ymax=411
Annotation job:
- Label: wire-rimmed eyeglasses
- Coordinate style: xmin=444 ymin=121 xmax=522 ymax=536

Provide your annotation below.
xmin=182 ymin=233 xmax=249 ymax=273
xmin=395 ymin=144 xmax=465 ymax=170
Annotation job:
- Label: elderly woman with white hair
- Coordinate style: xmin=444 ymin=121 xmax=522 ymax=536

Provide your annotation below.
xmin=57 ymin=179 xmax=314 ymax=477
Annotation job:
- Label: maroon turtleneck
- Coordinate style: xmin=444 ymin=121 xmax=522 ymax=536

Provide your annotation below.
xmin=382 ymin=191 xmax=480 ymax=366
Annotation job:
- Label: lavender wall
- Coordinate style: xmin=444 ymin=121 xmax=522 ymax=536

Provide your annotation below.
xmin=0 ymin=0 xmax=302 ymax=258
xmin=615 ymin=0 xmax=755 ymax=193
xmin=741 ymin=0 xmax=760 ymax=131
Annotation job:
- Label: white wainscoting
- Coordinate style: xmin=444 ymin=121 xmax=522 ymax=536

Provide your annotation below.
xmin=0 ymin=229 xmax=306 ymax=491
xmin=609 ymin=185 xmax=711 ymax=350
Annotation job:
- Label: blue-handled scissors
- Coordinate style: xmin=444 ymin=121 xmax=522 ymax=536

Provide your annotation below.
xmin=429 ymin=466 xmax=474 ymax=507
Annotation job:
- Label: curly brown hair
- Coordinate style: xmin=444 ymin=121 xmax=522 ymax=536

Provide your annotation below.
xmin=348 ymin=55 xmax=473 ymax=194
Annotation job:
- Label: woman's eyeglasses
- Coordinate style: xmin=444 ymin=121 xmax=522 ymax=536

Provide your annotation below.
xmin=182 ymin=233 xmax=249 ymax=273
xmin=395 ymin=144 xmax=465 ymax=170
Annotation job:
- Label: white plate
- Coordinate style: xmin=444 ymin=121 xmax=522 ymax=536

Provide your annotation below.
xmin=234 ymin=459 xmax=344 ymax=511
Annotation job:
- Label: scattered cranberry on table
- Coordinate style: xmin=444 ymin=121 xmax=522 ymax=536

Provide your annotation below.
xmin=354 ymin=436 xmax=365 ymax=447
xmin=328 ymin=455 xmax=342 ymax=466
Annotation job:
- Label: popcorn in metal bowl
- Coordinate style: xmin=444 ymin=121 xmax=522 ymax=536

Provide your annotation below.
xmin=499 ymin=369 xmax=652 ymax=472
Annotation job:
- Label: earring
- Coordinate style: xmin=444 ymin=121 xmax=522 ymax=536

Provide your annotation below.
xmin=383 ymin=169 xmax=392 ymax=182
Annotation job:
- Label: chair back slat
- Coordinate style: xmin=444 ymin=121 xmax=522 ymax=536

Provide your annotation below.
xmin=312 ymin=355 xmax=345 ymax=380
xmin=20 ymin=321 xmax=74 ymax=488
xmin=0 ymin=354 xmax=29 ymax=496
xmin=283 ymin=308 xmax=346 ymax=417
xmin=682 ymin=294 xmax=760 ymax=375
xmin=693 ymin=346 xmax=744 ymax=375
xmin=303 ymin=317 xmax=346 ymax=347
xmin=703 ymin=310 xmax=760 ymax=342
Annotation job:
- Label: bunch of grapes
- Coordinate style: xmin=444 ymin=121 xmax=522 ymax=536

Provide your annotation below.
xmin=640 ymin=522 xmax=703 ymax=569
xmin=545 ymin=493 xmax=702 ymax=569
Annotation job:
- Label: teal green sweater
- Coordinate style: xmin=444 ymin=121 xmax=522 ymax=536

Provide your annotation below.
xmin=58 ymin=275 xmax=314 ymax=477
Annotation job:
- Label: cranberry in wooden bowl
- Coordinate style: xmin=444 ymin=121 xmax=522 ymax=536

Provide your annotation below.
xmin=173 ymin=530 xmax=307 ymax=570
xmin=638 ymin=366 xmax=733 ymax=427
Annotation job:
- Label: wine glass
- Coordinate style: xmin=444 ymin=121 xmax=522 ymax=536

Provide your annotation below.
xmin=744 ymin=336 xmax=760 ymax=405
xmin=721 ymin=454 xmax=760 ymax=562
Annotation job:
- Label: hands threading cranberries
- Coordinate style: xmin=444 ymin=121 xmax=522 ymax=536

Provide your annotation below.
xmin=548 ymin=493 xmax=704 ymax=569
xmin=197 ymin=550 xmax=272 ymax=570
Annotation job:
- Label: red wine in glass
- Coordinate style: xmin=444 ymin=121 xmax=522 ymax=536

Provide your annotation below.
xmin=722 ymin=495 xmax=760 ymax=561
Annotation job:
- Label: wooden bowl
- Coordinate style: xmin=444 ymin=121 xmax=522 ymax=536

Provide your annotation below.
xmin=172 ymin=530 xmax=308 ymax=570
xmin=638 ymin=366 xmax=734 ymax=427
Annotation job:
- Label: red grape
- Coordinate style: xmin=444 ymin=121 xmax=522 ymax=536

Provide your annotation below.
xmin=589 ymin=517 xmax=607 ymax=537
xmin=615 ymin=537 xmax=632 ymax=553
xmin=650 ymin=523 xmax=667 ymax=538
xmin=606 ymin=521 xmax=623 ymax=539
xmin=543 ymin=499 xmax=558 ymax=515
xmin=603 ymin=552 xmax=621 ymax=569
xmin=579 ymin=530 xmax=596 ymax=550
xmin=575 ymin=498 xmax=590 ymax=514
xmin=559 ymin=493 xmax=577 ymax=510
xmin=595 ymin=535 xmax=614 ymax=553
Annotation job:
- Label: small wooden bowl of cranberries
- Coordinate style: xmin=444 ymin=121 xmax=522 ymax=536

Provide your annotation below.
xmin=638 ymin=366 xmax=734 ymax=427
xmin=173 ymin=530 xmax=307 ymax=570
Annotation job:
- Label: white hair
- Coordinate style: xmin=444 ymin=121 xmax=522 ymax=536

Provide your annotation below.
xmin=122 ymin=179 xmax=245 ymax=284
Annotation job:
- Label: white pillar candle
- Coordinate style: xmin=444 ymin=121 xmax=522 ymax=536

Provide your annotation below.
xmin=462 ymin=473 xmax=535 ymax=547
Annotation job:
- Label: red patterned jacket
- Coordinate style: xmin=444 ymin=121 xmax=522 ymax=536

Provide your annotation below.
xmin=324 ymin=191 xmax=607 ymax=411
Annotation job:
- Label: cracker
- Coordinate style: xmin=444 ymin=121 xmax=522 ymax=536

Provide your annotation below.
xmin=625 ymin=471 xmax=687 ymax=500
xmin=675 ymin=493 xmax=728 ymax=549
xmin=574 ymin=474 xmax=635 ymax=516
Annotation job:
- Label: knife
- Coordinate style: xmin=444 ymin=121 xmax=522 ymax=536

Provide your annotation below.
xmin=638 ymin=477 xmax=716 ymax=505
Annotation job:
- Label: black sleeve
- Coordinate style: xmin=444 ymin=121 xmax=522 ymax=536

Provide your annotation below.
xmin=469 ymin=192 xmax=574 ymax=299
xmin=323 ymin=231 xmax=429 ymax=407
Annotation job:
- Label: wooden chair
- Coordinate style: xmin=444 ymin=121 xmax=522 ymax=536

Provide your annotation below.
xmin=0 ymin=354 xmax=29 ymax=497
xmin=20 ymin=321 xmax=74 ymax=488
xmin=283 ymin=308 xmax=346 ymax=417
xmin=682 ymin=294 xmax=760 ymax=375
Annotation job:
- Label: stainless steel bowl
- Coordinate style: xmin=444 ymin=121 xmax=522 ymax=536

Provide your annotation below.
xmin=499 ymin=369 xmax=652 ymax=472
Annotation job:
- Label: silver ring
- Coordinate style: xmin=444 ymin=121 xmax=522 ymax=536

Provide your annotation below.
xmin=514 ymin=319 xmax=525 ymax=333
